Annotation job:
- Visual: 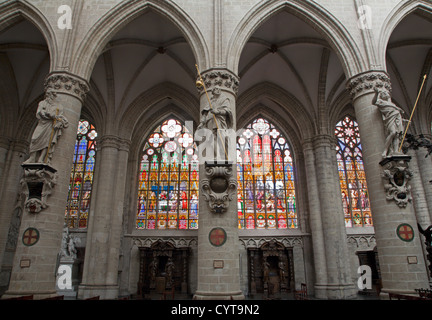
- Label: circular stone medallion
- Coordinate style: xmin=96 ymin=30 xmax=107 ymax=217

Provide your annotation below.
xmin=209 ymin=227 xmax=227 ymax=247
xmin=22 ymin=227 xmax=40 ymax=246
xmin=396 ymin=223 xmax=414 ymax=242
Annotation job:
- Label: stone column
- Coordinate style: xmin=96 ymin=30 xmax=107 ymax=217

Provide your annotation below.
xmin=408 ymin=150 xmax=432 ymax=228
xmin=0 ymin=139 xmax=29 ymax=294
xmin=347 ymin=71 xmax=429 ymax=296
xmin=0 ymin=136 xmax=10 ymax=184
xmin=415 ymin=144 xmax=432 ymax=223
xmin=302 ymin=139 xmax=328 ymax=298
xmin=312 ymin=135 xmax=357 ymax=299
xmin=78 ymin=135 xmax=130 ymax=300
xmin=0 ymin=139 xmax=28 ymax=269
xmin=2 ymin=72 xmax=89 ymax=299
xmin=193 ymin=69 xmax=244 ymax=300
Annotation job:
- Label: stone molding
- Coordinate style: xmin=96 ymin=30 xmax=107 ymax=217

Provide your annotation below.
xmin=44 ymin=72 xmax=90 ymax=102
xmin=347 ymin=234 xmax=376 ymax=250
xmin=131 ymin=234 xmax=375 ymax=250
xmin=346 ymin=71 xmax=392 ymax=100
xmin=131 ymin=236 xmax=305 ymax=249
xmin=132 ymin=237 xmax=197 ymax=248
xmin=197 ymin=69 xmax=240 ymax=95
xmin=239 ymin=237 xmax=304 ymax=249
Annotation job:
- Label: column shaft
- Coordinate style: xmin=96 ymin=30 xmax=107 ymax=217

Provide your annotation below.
xmin=302 ymin=139 xmax=328 ymax=298
xmin=78 ymin=135 xmax=130 ymax=300
xmin=312 ymin=135 xmax=356 ymax=299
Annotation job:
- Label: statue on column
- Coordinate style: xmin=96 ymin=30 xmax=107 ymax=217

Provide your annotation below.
xmin=197 ymin=87 xmax=233 ymax=160
xmin=24 ymin=91 xmax=69 ymax=165
xmin=374 ymin=89 xmax=405 ymax=158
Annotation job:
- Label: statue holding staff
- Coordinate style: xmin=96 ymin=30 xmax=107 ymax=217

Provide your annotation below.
xmin=24 ymin=91 xmax=69 ymax=164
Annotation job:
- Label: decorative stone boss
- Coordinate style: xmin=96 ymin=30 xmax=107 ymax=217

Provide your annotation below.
xmin=201 ymin=161 xmax=237 ymax=214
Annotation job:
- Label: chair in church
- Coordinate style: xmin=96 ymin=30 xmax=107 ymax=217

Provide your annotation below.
xmin=294 ymin=283 xmax=308 ymax=300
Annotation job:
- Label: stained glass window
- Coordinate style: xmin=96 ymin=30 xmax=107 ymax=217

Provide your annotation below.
xmin=335 ymin=116 xmax=373 ymax=227
xmin=65 ymin=120 xmax=97 ymax=229
xmin=136 ymin=119 xmax=199 ymax=230
xmin=237 ymin=118 xmax=297 ymax=229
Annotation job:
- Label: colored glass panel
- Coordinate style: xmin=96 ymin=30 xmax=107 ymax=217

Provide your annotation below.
xmin=335 ymin=116 xmax=373 ymax=227
xmin=65 ymin=120 xmax=97 ymax=229
xmin=136 ymin=119 xmax=199 ymax=229
xmin=237 ymin=118 xmax=297 ymax=229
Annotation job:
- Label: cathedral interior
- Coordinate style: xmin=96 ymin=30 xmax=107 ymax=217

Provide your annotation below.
xmin=0 ymin=0 xmax=432 ymax=302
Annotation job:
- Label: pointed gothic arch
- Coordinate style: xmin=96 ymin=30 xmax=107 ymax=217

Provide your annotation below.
xmin=226 ymin=1 xmax=366 ymax=77
xmin=71 ymin=0 xmax=209 ymax=80
xmin=378 ymin=1 xmax=432 ymax=73
xmin=0 ymin=0 xmax=57 ymax=72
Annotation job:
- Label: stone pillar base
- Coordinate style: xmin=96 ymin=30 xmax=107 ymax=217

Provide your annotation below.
xmin=77 ymin=284 xmax=118 ymax=300
xmin=314 ymin=283 xmax=357 ymax=300
xmin=193 ymin=291 xmax=245 ymax=300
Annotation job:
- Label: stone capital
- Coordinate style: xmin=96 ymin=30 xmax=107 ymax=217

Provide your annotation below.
xmin=0 ymin=136 xmax=11 ymax=149
xmin=44 ymin=71 xmax=90 ymax=103
xmin=346 ymin=70 xmax=392 ymax=101
xmin=10 ymin=139 xmax=30 ymax=153
xmin=97 ymin=135 xmax=131 ymax=152
xmin=196 ymin=68 xmax=239 ymax=96
xmin=311 ymin=134 xmax=338 ymax=150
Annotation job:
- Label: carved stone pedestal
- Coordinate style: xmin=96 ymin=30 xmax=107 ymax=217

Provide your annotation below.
xmin=20 ymin=163 xmax=57 ymax=214
xmin=201 ymin=161 xmax=236 ymax=214
xmin=379 ymin=155 xmax=412 ymax=208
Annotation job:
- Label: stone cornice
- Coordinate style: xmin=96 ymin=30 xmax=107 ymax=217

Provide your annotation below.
xmin=346 ymin=70 xmax=392 ymax=100
xmin=197 ymin=68 xmax=240 ymax=96
xmin=44 ymin=72 xmax=90 ymax=103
